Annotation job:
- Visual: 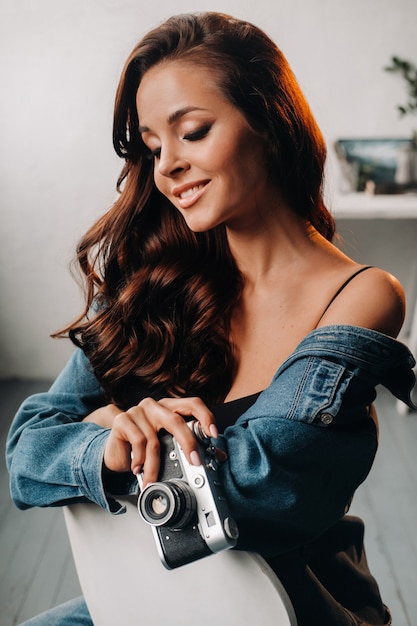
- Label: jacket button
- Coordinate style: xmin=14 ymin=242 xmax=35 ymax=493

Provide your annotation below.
xmin=319 ymin=413 xmax=333 ymax=425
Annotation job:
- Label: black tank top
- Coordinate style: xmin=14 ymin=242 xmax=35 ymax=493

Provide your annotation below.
xmin=212 ymin=393 xmax=260 ymax=434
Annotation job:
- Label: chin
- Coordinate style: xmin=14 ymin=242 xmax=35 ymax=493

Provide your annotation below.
xmin=181 ymin=214 xmax=222 ymax=234
xmin=185 ymin=224 xmax=214 ymax=234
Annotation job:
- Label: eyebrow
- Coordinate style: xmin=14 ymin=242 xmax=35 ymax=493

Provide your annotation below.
xmin=138 ymin=106 xmax=209 ymax=133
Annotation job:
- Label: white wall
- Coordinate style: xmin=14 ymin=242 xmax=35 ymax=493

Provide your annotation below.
xmin=1 ymin=0 xmax=416 ymax=379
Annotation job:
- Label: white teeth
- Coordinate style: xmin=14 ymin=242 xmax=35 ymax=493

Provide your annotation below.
xmin=180 ymin=185 xmax=204 ymax=199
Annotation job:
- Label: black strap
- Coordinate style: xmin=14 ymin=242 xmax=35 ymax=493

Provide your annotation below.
xmin=317 ymin=265 xmax=374 ymax=324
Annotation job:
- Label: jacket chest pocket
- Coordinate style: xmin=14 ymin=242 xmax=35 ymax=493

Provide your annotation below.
xmin=286 ymin=357 xmax=354 ymax=426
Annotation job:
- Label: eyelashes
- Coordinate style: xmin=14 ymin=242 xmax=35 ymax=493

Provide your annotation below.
xmin=146 ymin=147 xmax=161 ymax=160
xmin=143 ymin=123 xmax=212 ymax=160
xmin=183 ymin=123 xmax=212 ymax=142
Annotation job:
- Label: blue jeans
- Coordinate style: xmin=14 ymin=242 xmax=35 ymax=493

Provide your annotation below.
xmin=20 ymin=597 xmax=92 ymax=626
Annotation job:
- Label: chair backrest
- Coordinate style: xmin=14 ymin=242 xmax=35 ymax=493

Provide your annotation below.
xmin=64 ymin=496 xmax=297 ymax=625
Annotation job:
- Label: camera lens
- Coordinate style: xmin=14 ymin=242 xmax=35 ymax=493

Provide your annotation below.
xmin=149 ymin=493 xmax=169 ymax=517
xmin=138 ymin=480 xmax=197 ymax=529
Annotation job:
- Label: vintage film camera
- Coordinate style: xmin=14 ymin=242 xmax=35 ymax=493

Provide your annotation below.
xmin=137 ymin=421 xmax=239 ymax=569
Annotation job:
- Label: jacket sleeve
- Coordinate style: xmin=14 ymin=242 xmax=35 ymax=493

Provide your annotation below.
xmin=6 ymin=349 xmax=135 ymax=514
xmin=217 ymin=355 xmax=380 ymax=556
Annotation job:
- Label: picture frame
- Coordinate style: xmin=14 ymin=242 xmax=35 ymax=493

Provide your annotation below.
xmin=334 ymin=137 xmax=417 ymax=194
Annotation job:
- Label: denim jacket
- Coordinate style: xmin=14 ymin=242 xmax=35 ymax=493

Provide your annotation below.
xmin=6 ymin=325 xmax=416 ymax=556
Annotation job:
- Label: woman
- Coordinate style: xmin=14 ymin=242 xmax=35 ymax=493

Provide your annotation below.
xmin=7 ymin=12 xmax=416 ymax=625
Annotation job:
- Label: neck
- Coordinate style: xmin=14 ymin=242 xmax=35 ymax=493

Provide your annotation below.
xmin=226 ymin=205 xmax=318 ymax=285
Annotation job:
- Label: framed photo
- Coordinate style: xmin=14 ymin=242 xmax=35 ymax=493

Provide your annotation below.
xmin=334 ymin=137 xmax=417 ymax=193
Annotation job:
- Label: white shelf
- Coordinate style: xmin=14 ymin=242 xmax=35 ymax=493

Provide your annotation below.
xmin=331 ymin=192 xmax=417 ymax=219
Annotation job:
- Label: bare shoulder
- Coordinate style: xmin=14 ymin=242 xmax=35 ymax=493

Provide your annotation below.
xmin=318 ymin=266 xmax=406 ymax=338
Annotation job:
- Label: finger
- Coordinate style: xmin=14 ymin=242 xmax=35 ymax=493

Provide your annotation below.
xmin=135 ymin=398 xmax=202 ymax=467
xmin=105 ymin=410 xmax=157 ymax=476
xmin=123 ymin=409 xmax=161 ymax=481
xmin=159 ymin=397 xmax=218 ymax=439
xmin=104 ymin=413 xmax=141 ymax=473
xmin=162 ymin=415 xmax=203 ymax=467
xmin=141 ymin=437 xmax=161 ymax=487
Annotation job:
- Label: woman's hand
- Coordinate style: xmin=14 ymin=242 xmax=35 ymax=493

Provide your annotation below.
xmin=102 ymin=397 xmax=218 ymax=487
xmin=83 ymin=404 xmax=121 ymax=429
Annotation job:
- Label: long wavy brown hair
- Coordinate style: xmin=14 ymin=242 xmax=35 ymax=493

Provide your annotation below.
xmin=55 ymin=12 xmax=335 ymax=407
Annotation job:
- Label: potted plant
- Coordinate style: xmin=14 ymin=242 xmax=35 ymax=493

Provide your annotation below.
xmin=385 ymin=56 xmax=417 ymax=186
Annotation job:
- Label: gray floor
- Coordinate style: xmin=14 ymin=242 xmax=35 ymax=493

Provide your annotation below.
xmin=0 ymin=381 xmax=82 ymax=626
xmin=1 ymin=380 xmax=416 ymax=625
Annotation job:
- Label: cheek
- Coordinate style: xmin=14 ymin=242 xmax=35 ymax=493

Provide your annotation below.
xmin=220 ymin=130 xmax=266 ymax=173
xmin=241 ymin=140 xmax=268 ymax=183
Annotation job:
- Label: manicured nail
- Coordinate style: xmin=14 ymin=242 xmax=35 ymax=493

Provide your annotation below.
xmin=209 ymin=424 xmax=219 ymax=439
xmin=190 ymin=450 xmax=202 ymax=466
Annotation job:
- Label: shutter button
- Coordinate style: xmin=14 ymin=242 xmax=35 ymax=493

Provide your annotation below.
xmin=319 ymin=413 xmax=333 ymax=425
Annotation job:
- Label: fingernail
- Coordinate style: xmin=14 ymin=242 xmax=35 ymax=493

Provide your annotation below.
xmin=190 ymin=450 xmax=202 ymax=466
xmin=132 ymin=466 xmax=141 ymax=475
xmin=209 ymin=424 xmax=219 ymax=439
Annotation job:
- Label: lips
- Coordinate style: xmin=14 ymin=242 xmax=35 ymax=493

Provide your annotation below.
xmin=179 ymin=184 xmax=205 ymax=199
xmin=172 ymin=180 xmax=210 ymax=209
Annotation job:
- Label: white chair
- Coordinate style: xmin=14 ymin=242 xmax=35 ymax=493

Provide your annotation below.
xmin=64 ymin=496 xmax=297 ymax=625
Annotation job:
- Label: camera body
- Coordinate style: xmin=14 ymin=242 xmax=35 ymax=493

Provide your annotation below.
xmin=137 ymin=421 xmax=238 ymax=569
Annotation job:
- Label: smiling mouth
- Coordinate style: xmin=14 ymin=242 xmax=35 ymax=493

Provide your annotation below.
xmin=174 ymin=181 xmax=210 ymax=209
xmin=179 ymin=184 xmax=206 ymax=199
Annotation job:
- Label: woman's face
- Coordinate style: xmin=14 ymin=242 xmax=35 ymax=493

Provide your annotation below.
xmin=136 ymin=61 xmax=274 ymax=233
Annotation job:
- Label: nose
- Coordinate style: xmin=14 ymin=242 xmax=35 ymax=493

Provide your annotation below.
xmin=157 ymin=145 xmax=189 ymax=178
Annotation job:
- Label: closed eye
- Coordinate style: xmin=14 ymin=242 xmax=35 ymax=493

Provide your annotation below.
xmin=183 ymin=123 xmax=212 ymax=142
xmin=144 ymin=146 xmax=161 ymax=160
xmin=143 ymin=123 xmax=212 ymax=161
